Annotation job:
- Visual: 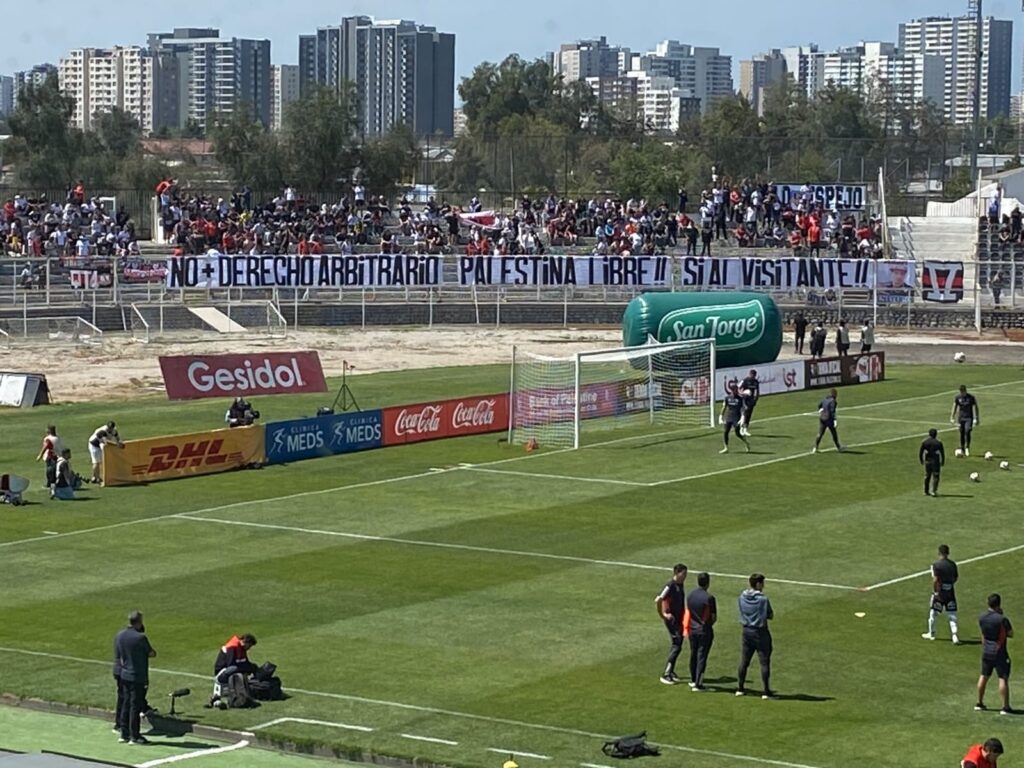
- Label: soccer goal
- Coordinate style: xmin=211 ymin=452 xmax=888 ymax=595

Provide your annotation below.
xmin=508 ymin=339 xmax=716 ymax=449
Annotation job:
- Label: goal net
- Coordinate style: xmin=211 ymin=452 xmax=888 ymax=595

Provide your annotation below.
xmin=509 ymin=339 xmax=716 ymax=449
xmin=0 ymin=316 xmax=103 ymax=345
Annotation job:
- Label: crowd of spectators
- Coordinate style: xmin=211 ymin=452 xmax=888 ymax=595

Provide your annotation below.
xmin=4 ymin=183 xmax=139 ymax=289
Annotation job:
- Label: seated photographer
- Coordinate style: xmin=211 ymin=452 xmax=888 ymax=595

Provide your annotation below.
xmin=225 ymin=397 xmax=260 ymax=428
xmin=214 ymin=633 xmax=258 ymax=684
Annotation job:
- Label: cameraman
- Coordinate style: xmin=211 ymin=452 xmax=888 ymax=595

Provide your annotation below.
xmin=225 ymin=397 xmax=260 ymax=428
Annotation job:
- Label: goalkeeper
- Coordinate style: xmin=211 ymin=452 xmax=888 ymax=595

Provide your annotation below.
xmin=719 ymin=381 xmax=751 ymax=454
xmin=739 ymin=369 xmax=760 ymax=437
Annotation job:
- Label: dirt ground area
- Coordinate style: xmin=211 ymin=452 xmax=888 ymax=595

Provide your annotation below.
xmin=1 ymin=325 xmax=1021 ymax=403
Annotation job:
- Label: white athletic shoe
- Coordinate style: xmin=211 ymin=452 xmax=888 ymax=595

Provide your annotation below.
xmin=952 ymin=635 xmax=961 ymax=645
xmin=921 ymin=632 xmax=936 ymax=641
xmin=719 ymin=447 xmax=729 ymax=454
xmin=965 ymin=448 xmax=970 ymax=457
xmin=811 ymin=446 xmax=818 ymax=454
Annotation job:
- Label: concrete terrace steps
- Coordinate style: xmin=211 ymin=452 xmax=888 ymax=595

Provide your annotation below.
xmin=887 ymin=216 xmax=978 ymax=262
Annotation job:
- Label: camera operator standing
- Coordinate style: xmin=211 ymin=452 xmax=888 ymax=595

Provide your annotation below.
xmin=226 ymin=397 xmax=260 ymax=428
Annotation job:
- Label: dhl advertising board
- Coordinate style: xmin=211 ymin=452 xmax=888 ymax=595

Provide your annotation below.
xmin=102 ymin=425 xmax=265 ymax=486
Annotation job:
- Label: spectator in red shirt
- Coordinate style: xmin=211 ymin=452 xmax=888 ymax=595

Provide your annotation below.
xmin=807 ymin=221 xmax=822 ymax=257
xmin=734 ymin=224 xmax=751 ymax=247
xmin=788 ymin=229 xmax=803 ymax=256
xmin=962 ymin=738 xmax=1003 ymax=768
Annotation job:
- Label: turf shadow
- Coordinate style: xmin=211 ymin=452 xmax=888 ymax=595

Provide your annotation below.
xmin=144 ymin=713 xmax=196 ymax=737
xmin=770 ymin=692 xmax=835 ymax=702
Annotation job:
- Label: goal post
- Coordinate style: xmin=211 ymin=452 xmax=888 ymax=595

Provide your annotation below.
xmin=509 ymin=339 xmax=716 ymax=450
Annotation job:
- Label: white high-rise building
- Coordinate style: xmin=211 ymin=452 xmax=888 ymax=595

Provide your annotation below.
xmin=740 ymin=49 xmax=787 ymax=115
xmin=862 ymin=42 xmax=945 ymax=110
xmin=554 ymin=37 xmax=627 ymax=82
xmin=270 ymin=64 xmax=300 ymax=131
xmin=781 ymin=45 xmax=822 ymax=98
xmin=899 ymin=15 xmax=1013 ymax=123
xmin=58 ymin=47 xmax=153 ymax=132
xmin=629 ymin=41 xmax=733 ymax=115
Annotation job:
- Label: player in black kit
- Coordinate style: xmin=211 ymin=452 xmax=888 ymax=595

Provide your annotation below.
xmin=739 ymin=370 xmax=760 ymax=437
xmin=950 ymin=385 xmax=980 ymax=457
xmin=719 ymin=381 xmax=751 ymax=454
xmin=922 ymin=544 xmax=960 ymax=644
xmin=656 ymin=564 xmax=688 ymax=685
xmin=919 ymin=428 xmax=945 ymax=496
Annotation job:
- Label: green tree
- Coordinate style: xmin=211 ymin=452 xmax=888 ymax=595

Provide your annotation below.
xmin=282 ymin=84 xmax=359 ymax=190
xmin=209 ymin=101 xmax=286 ymax=191
xmin=7 ymin=73 xmax=81 ymax=183
xmin=95 ymin=107 xmax=141 ymax=159
xmin=359 ymin=124 xmax=420 ymax=201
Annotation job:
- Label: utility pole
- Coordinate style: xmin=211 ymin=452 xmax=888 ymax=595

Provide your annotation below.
xmin=968 ymin=0 xmax=983 ymax=184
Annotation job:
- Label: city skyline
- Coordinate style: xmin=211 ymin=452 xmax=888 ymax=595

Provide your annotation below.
xmin=3 ymin=0 xmax=1023 ymax=88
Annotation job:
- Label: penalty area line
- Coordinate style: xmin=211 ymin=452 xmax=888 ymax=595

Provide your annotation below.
xmin=861 ymin=542 xmax=1024 ymax=591
xmin=173 ymin=514 xmax=856 ymax=590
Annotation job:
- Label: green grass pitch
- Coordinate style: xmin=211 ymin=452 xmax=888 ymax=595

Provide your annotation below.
xmin=1 ymin=360 xmax=1023 ymax=768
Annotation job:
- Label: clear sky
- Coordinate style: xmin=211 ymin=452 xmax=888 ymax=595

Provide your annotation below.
xmin=4 ymin=0 xmax=1022 ymax=87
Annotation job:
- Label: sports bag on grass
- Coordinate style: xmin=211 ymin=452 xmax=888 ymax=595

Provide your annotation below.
xmin=226 ymin=672 xmax=259 ymax=708
xmin=602 ymin=732 xmax=660 ymax=759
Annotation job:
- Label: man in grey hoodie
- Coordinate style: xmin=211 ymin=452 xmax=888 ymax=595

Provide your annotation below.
xmin=737 ymin=573 xmax=775 ymax=699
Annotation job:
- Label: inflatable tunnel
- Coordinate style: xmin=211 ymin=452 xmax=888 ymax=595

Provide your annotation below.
xmin=622 ymin=292 xmax=783 ymax=368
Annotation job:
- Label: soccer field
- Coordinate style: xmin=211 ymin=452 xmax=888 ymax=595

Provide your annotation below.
xmin=1 ymin=361 xmax=1023 ymax=768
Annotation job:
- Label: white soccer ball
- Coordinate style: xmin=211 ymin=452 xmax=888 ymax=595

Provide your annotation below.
xmin=970 ymin=471 xmax=980 ymax=482
xmin=954 ymin=448 xmax=964 ymax=458
xmin=1000 ymin=461 xmax=1010 ymax=470
xmin=985 ymin=451 xmax=994 ymax=460
xmin=953 ymin=351 xmax=966 ymax=363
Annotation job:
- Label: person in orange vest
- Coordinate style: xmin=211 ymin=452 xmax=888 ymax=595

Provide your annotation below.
xmin=214 ymin=633 xmax=258 ymax=685
xmin=961 ymin=738 xmax=1004 ymax=768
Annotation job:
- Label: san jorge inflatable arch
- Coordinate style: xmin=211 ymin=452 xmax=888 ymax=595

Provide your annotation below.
xmin=622 ymin=292 xmax=784 ymax=369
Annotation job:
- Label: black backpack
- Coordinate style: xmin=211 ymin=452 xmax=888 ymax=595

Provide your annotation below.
xmin=248 ymin=661 xmax=284 ymax=701
xmin=225 ymin=672 xmax=259 ymax=709
xmin=602 ymin=732 xmax=660 ymax=759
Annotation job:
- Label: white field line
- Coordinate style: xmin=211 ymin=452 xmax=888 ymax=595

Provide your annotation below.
xmin=647 ymin=425 xmax=963 ymax=488
xmin=457 ymin=465 xmax=649 ymax=486
xmin=249 ymin=716 xmax=372 ymax=732
xmin=862 ymin=542 xmax=1024 ymax=591
xmin=487 ymin=748 xmax=552 ymax=760
xmin=839 ymin=415 xmax=937 ymax=426
xmin=401 ymin=733 xmax=459 ymax=746
xmin=581 ymin=763 xmax=617 ymax=768
xmin=0 ymin=646 xmax=824 ymax=768
xmin=173 ymin=514 xmax=856 ymax=591
xmin=4 ymin=379 xmax=1020 ymax=551
xmin=134 ymin=740 xmax=248 ymax=768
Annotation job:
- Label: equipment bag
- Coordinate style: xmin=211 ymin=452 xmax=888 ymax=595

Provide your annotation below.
xmin=602 ymin=732 xmax=660 ymax=759
xmin=225 ymin=672 xmax=259 ymax=709
xmin=249 ymin=676 xmax=284 ymax=701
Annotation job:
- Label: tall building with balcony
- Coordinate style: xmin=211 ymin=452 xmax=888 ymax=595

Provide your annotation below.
xmin=0 ymin=76 xmax=13 ymax=117
xmin=298 ymin=16 xmax=455 ymax=138
xmin=898 ymin=15 xmax=1013 ymax=123
xmin=13 ymin=63 xmax=58 ymax=108
xmin=628 ymin=41 xmax=732 ymax=115
xmin=148 ymin=28 xmax=271 ymax=131
xmin=554 ymin=37 xmax=628 ymax=81
xmin=271 ymin=63 xmax=300 ymax=131
xmin=58 ymin=47 xmax=153 ymax=132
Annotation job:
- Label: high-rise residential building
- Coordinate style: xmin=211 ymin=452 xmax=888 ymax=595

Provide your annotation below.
xmin=58 ymin=47 xmax=153 ymax=132
xmin=898 ymin=15 xmax=1013 ymax=123
xmin=148 ymin=28 xmax=271 ymax=131
xmin=299 ymin=16 xmax=455 ymax=138
xmin=861 ymin=42 xmax=945 ymax=110
xmin=740 ymin=49 xmax=787 ymax=115
xmin=781 ymin=45 xmax=822 ymax=98
xmin=629 ymin=41 xmax=733 ymax=115
xmin=13 ymin=63 xmax=57 ymax=108
xmin=0 ymin=76 xmax=13 ymax=117
xmin=554 ymin=37 xmax=628 ymax=82
xmin=270 ymin=64 xmax=300 ymax=131
xmin=820 ymin=46 xmax=867 ymax=91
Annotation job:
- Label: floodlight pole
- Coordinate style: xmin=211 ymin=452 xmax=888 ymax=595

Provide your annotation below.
xmin=969 ymin=0 xmax=983 ymax=185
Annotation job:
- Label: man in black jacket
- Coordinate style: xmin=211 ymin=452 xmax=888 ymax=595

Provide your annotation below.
xmin=114 ymin=611 xmax=156 ymax=744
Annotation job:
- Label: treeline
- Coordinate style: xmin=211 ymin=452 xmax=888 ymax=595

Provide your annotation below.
xmin=440 ymin=54 xmax=1022 ymax=203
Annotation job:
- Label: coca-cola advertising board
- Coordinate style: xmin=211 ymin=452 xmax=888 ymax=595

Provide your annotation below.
xmin=159 ymin=352 xmax=328 ymax=400
xmin=383 ymin=394 xmax=509 ymax=445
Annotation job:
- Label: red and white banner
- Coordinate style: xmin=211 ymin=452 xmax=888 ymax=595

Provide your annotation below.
xmin=70 ymin=269 xmax=113 ymax=289
xmin=382 ymin=393 xmax=509 ymax=445
xmin=159 ymin=352 xmax=328 ymax=400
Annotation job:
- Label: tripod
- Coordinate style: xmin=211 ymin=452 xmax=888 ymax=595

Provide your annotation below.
xmin=329 ymin=361 xmax=361 ymax=413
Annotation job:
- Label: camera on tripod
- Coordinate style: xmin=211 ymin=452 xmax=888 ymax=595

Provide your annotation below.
xmin=226 ymin=397 xmax=260 ymax=428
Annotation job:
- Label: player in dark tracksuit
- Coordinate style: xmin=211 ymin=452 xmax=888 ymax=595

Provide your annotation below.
xmin=919 ymin=428 xmax=945 ymax=497
xmin=686 ymin=572 xmax=717 ymax=691
xmin=737 ymin=573 xmax=775 ymax=699
xmin=976 ymin=593 xmax=1013 ymax=714
xmin=812 ymin=388 xmax=843 ymax=453
xmin=922 ymin=544 xmax=959 ymax=643
xmin=739 ymin=371 xmax=760 ymax=437
xmin=720 ymin=381 xmax=751 ymax=454
xmin=656 ymin=564 xmax=687 ymax=685
xmin=793 ymin=312 xmax=808 ymax=354
xmin=951 ymin=385 xmax=980 ymax=457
